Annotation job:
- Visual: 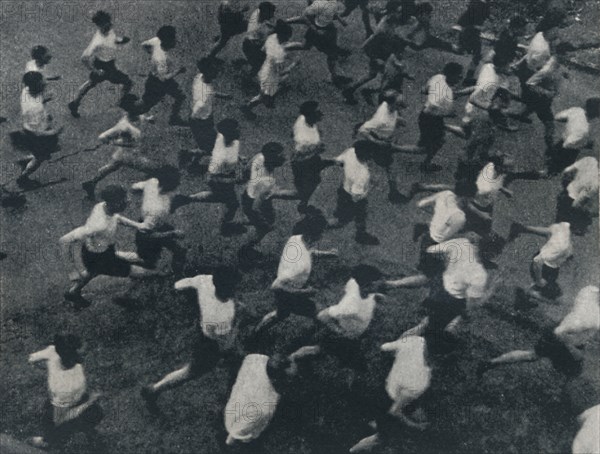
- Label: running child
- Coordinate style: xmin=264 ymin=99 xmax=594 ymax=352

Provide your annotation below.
xmin=140 ymin=266 xmax=240 ymax=414
xmin=27 ymin=334 xmax=103 ymax=449
xmin=340 ymin=0 xmax=373 ymax=38
xmin=242 ymin=2 xmax=276 ymax=77
xmin=327 ymin=140 xmax=380 ymax=245
xmin=573 ymin=404 xmax=600 ymax=454
xmin=59 ymin=185 xmax=163 ymax=307
xmin=68 ymin=11 xmax=132 ymax=118
xmin=454 ymin=0 xmax=491 ymax=85
xmin=209 ymin=0 xmax=251 ymax=59
xmin=138 ymin=26 xmax=187 ymax=126
xmin=25 ymin=46 xmax=60 ymax=81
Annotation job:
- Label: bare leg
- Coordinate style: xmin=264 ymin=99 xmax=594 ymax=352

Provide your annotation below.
xmin=19 ymin=156 xmax=42 ymax=179
xmin=489 ymin=350 xmax=538 ymax=365
xmin=349 ymin=433 xmax=382 ymax=453
xmin=445 ymin=123 xmax=468 ymax=139
xmin=386 ymin=274 xmax=429 ymax=289
xmin=400 ymin=317 xmax=429 ymax=338
xmin=150 ymin=364 xmax=194 ymax=394
xmin=114 ymin=251 xmax=145 ymax=264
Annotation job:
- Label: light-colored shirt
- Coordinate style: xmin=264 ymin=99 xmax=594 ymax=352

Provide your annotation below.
xmin=21 ymin=87 xmax=49 ymax=133
xmin=317 ymin=278 xmax=377 ymax=339
xmin=25 ymin=60 xmax=46 ymax=78
xmin=247 ymin=153 xmax=277 ymax=200
xmin=423 ymin=74 xmax=454 ymax=117
xmin=246 ymin=9 xmax=273 ymax=42
xmin=539 ymin=222 xmax=572 ymax=268
xmin=555 ymin=286 xmax=600 ymax=337
xmin=293 ymin=115 xmax=322 ymax=160
xmin=465 ymin=63 xmax=506 ymax=121
xmin=63 ymin=202 xmax=119 ymax=253
xmin=224 ymin=354 xmax=280 ymax=443
xmin=572 ymin=404 xmax=600 ymax=454
xmin=335 ymin=148 xmax=370 ymax=201
xmin=305 ymin=0 xmax=343 ymax=27
xmin=191 ymin=73 xmax=215 ymax=120
xmin=99 ymin=115 xmax=141 ymax=148
xmin=565 ymin=157 xmax=599 ymax=201
xmin=358 ymin=101 xmax=398 ymax=140
xmin=82 ymin=29 xmax=119 ymax=62
xmin=474 ymin=162 xmax=506 ymax=207
xmin=208 ymin=133 xmax=240 ymax=175
xmin=271 ymin=235 xmax=311 ymax=290
xmin=418 ymin=191 xmax=466 ymax=243
xmin=175 ymin=275 xmax=236 ymax=339
xmin=525 ymin=31 xmax=551 ymax=71
xmin=131 ymin=178 xmax=172 ymax=230
xmin=29 ymin=345 xmax=86 ymax=408
xmin=383 ymin=336 xmax=431 ymax=403
xmin=556 ymin=107 xmax=590 ymax=150
xmin=142 ymin=36 xmax=173 ymax=80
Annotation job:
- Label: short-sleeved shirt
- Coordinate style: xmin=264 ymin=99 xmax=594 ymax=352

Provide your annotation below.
xmin=208 ymin=133 xmax=240 ymax=175
xmin=271 ymin=235 xmax=311 ymax=290
xmin=293 ymin=115 xmax=322 ymax=160
xmin=25 ymin=60 xmax=48 ymax=80
xmin=224 ymin=354 xmax=280 ymax=443
xmin=246 ymin=153 xmax=277 ymax=200
xmin=317 ymin=278 xmax=377 ymax=338
xmin=191 ymin=73 xmax=215 ymax=120
xmin=539 ymin=222 xmax=572 ymax=268
xmin=555 ymin=107 xmax=589 ymax=150
xmin=336 ymin=148 xmax=370 ymax=201
xmin=246 ymin=9 xmax=274 ymax=42
xmin=427 ymin=191 xmax=466 ymax=243
xmin=385 ymin=336 xmax=431 ymax=402
xmin=358 ymin=101 xmax=397 ymax=140
xmin=74 ymin=202 xmax=120 ymax=253
xmin=565 ymin=157 xmax=599 ymax=201
xmin=474 ymin=162 xmax=506 ymax=208
xmin=423 ymin=74 xmax=454 ymax=117
xmin=142 ymin=37 xmax=174 ymax=80
xmin=82 ymin=29 xmax=119 ymax=62
xmin=29 ymin=345 xmax=86 ymax=408
xmin=131 ymin=178 xmax=172 ymax=229
xmin=175 ymin=275 xmax=235 ymax=339
xmin=555 ymin=286 xmax=600 ymax=336
xmin=305 ymin=0 xmax=343 ymax=27
xmin=525 ymin=32 xmax=551 ymax=71
xmin=465 ymin=63 xmax=506 ymax=120
xmin=21 ymin=87 xmax=49 ymax=133
xmin=573 ymin=404 xmax=600 ymax=454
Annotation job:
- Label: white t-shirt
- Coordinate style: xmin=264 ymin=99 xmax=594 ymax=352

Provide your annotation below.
xmin=572 ymin=404 xmax=600 ymax=454
xmin=208 ymin=133 xmax=240 ymax=175
xmin=335 ymin=148 xmax=370 ymax=201
xmin=21 ymin=87 xmax=49 ymax=133
xmin=556 ymin=107 xmax=590 ymax=150
xmin=293 ymin=115 xmax=322 ymax=160
xmin=246 ymin=153 xmax=277 ymax=200
xmin=191 ymin=73 xmax=215 ymax=120
xmin=383 ymin=336 xmax=431 ymax=404
xmin=82 ymin=29 xmax=119 ymax=62
xmin=224 ymin=354 xmax=280 ymax=443
xmin=63 ymin=202 xmax=120 ymax=253
xmin=175 ymin=275 xmax=235 ymax=339
xmin=99 ymin=115 xmax=142 ymax=148
xmin=142 ymin=37 xmax=174 ymax=80
xmin=423 ymin=74 xmax=454 ymax=117
xmin=474 ymin=162 xmax=506 ymax=207
xmin=305 ymin=0 xmax=343 ymax=27
xmin=525 ymin=32 xmax=551 ymax=71
xmin=419 ymin=191 xmax=466 ymax=243
xmin=29 ymin=345 xmax=86 ymax=408
xmin=271 ymin=235 xmax=312 ymax=290
xmin=465 ymin=63 xmax=506 ymax=121
xmin=539 ymin=222 xmax=572 ymax=268
xmin=131 ymin=178 xmax=172 ymax=230
xmin=25 ymin=60 xmax=46 ymax=79
xmin=358 ymin=101 xmax=397 ymax=140
xmin=555 ymin=286 xmax=600 ymax=337
xmin=565 ymin=157 xmax=599 ymax=201
xmin=317 ymin=278 xmax=377 ymax=339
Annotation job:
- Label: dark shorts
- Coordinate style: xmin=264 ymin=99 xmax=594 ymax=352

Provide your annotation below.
xmin=134 ymin=222 xmax=183 ymax=267
xmin=530 ymin=251 xmax=560 ymax=285
xmin=333 ymin=186 xmax=368 ymax=226
xmin=291 ymin=155 xmax=329 ymax=199
xmin=305 ymin=24 xmax=338 ymax=56
xmin=190 ymin=330 xmax=222 ymax=375
xmin=370 ymin=143 xmax=394 ymax=168
xmin=467 ymin=201 xmax=493 ymax=235
xmin=342 ymin=0 xmax=369 ymax=12
xmin=208 ymin=177 xmax=239 ymax=205
xmin=89 ymin=59 xmax=131 ymax=86
xmin=218 ymin=11 xmax=248 ymax=38
xmin=274 ymin=289 xmax=317 ymax=319
xmin=17 ymin=130 xmax=59 ymax=160
xmin=417 ymin=234 xmax=445 ymax=278
xmin=82 ymin=244 xmax=131 ymax=277
xmin=546 ymin=141 xmax=580 ymax=175
xmin=459 ymin=26 xmax=482 ymax=57
xmin=41 ymin=395 xmax=104 ymax=445
xmin=189 ymin=116 xmax=217 ymax=153
xmin=242 ymin=38 xmax=266 ymax=72
xmin=141 ymin=74 xmax=185 ymax=110
xmin=555 ymin=190 xmax=592 ymax=235
xmin=417 ymin=111 xmax=445 ymax=151
xmin=242 ymin=190 xmax=274 ymax=231
xmin=424 ymin=277 xmax=467 ymax=332
xmin=534 ymin=328 xmax=583 ymax=377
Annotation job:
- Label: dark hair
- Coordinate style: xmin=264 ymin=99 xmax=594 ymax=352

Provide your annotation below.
xmin=266 ymin=353 xmax=292 ymax=384
xmin=415 ymin=2 xmax=433 ymax=17
xmin=23 ymin=71 xmax=44 ymax=94
xmin=197 ymin=57 xmax=219 ymax=82
xmin=92 ymin=10 xmax=111 ymax=27
xmin=31 ymin=45 xmax=49 ymax=61
xmin=536 ymin=9 xmax=565 ymax=32
xmin=216 ymin=118 xmax=240 ymax=142
xmin=262 ymin=141 xmax=284 ymax=158
xmin=354 ymin=139 xmax=373 ymax=162
xmin=443 ymin=62 xmax=463 ymax=79
xmin=258 ymin=1 xmax=276 ymax=21
xmin=509 ymin=14 xmax=527 ymax=29
xmin=274 ymin=19 xmax=292 ymax=42
xmin=154 ymin=165 xmax=180 ymax=192
xmin=351 ymin=264 xmax=383 ymax=288
xmin=54 ymin=334 xmax=82 ymax=369
xmin=212 ymin=265 xmax=239 ymax=300
xmin=585 ymin=97 xmax=600 ymax=118
xmin=100 ymin=185 xmax=127 ymax=206
xmin=119 ymin=93 xmax=139 ymax=113
xmin=292 ymin=206 xmax=327 ymax=238
xmin=157 ymin=25 xmax=177 ymax=48
xmin=300 ymin=100 xmax=319 ymax=117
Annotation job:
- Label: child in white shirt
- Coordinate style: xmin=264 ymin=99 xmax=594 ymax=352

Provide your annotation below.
xmin=25 ymin=45 xmax=60 ymax=81
xmin=242 ymin=2 xmax=276 ymax=76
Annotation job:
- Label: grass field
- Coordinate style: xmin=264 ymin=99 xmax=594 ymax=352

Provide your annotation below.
xmin=1 ymin=1 xmax=599 ymax=453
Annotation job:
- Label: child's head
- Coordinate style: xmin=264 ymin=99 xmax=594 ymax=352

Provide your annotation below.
xmin=212 ymin=265 xmax=240 ymax=301
xmin=261 ymin=142 xmax=286 ymax=170
xmin=154 ymin=165 xmax=181 ymax=192
xmin=23 ymin=71 xmax=45 ymax=95
xmin=293 ymin=206 xmax=328 ymax=241
xmin=31 ymin=45 xmax=51 ymax=64
xmin=354 ymin=140 xmax=373 ymax=163
xmin=258 ymin=1 xmax=276 ymax=21
xmin=492 ymin=52 xmax=511 ymax=72
xmin=275 ymin=19 xmax=293 ymax=43
xmin=300 ymin=100 xmax=323 ymax=124
xmin=217 ymin=118 xmax=240 ymax=143
xmin=508 ymin=14 xmax=527 ymax=35
xmin=54 ymin=334 xmax=82 ymax=369
xmin=100 ymin=185 xmax=128 ymax=213
xmin=197 ymin=57 xmax=219 ymax=83
xmin=119 ymin=93 xmax=140 ymax=115
xmin=379 ymin=89 xmax=401 ymax=109
xmin=351 ymin=264 xmax=384 ymax=292
xmin=414 ymin=2 xmax=433 ymax=23
xmin=157 ymin=25 xmax=177 ymax=50
xmin=585 ymin=97 xmax=600 ymax=119
xmin=443 ymin=62 xmax=464 ymax=86
xmin=92 ymin=10 xmax=112 ymax=33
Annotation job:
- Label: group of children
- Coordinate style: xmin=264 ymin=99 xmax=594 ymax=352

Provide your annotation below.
xmin=6 ymin=0 xmax=599 ymax=453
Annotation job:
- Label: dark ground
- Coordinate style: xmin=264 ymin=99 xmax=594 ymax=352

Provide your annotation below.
xmin=1 ymin=1 xmax=599 ymax=453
